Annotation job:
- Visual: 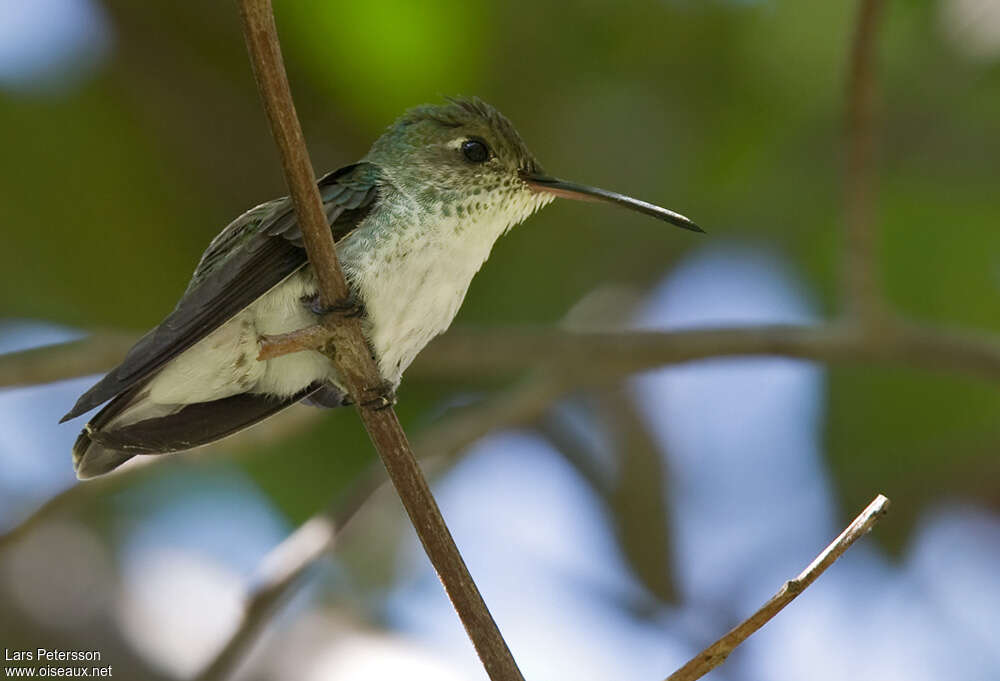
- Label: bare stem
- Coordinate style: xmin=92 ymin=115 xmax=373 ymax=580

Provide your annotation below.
xmin=193 ymin=469 xmax=382 ymax=681
xmin=844 ymin=0 xmax=887 ymax=325
xmin=7 ymin=321 xmax=1000 ymax=391
xmin=235 ymin=2 xmax=524 ymax=680
xmin=416 ymin=322 xmax=1000 ymax=384
xmin=665 ymin=494 xmax=891 ymax=681
xmin=257 ymin=325 xmax=333 ymax=361
xmin=0 ymin=333 xmax=139 ymax=388
xmin=2 ymin=323 xmax=997 ymax=557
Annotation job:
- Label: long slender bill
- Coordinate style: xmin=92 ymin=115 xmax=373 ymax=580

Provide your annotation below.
xmin=522 ymin=173 xmax=703 ymax=233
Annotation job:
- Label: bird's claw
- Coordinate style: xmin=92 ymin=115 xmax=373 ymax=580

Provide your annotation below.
xmin=301 ymin=292 xmax=366 ymax=319
xmin=360 ymin=381 xmax=397 ymax=411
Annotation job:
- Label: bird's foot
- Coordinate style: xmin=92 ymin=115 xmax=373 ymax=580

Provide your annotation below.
xmin=301 ymin=292 xmax=366 ymax=319
xmin=359 ymin=381 xmax=397 ymax=411
xmin=302 ymin=383 xmax=351 ymax=409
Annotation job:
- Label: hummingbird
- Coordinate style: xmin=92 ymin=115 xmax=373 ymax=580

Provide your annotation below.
xmin=63 ymin=97 xmax=700 ymax=479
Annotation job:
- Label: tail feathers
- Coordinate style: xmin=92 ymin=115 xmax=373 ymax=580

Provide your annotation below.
xmin=72 ymin=429 xmax=136 ymax=479
xmin=73 ymin=383 xmax=324 ymax=479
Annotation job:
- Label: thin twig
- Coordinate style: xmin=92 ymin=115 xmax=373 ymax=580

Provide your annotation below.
xmin=235 ymin=3 xmax=524 ymax=681
xmin=193 ymin=469 xmax=382 ymax=681
xmin=665 ymin=494 xmax=891 ymax=681
xmin=0 ymin=332 xmax=139 ymax=387
xmin=844 ymin=0 xmax=887 ymax=325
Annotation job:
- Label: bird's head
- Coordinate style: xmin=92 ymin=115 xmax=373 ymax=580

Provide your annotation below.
xmin=365 ymin=96 xmax=701 ymax=234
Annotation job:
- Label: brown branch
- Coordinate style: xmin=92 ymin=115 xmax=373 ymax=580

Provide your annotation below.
xmin=194 ymin=515 xmax=336 ymax=681
xmin=8 ymin=315 xmax=990 ymax=587
xmin=197 ymin=416 xmax=891 ymax=681
xmin=1 ymin=323 xmax=997 ymax=556
xmin=664 ymin=494 xmax=891 ymax=681
xmin=194 ymin=372 xmax=564 ymax=680
xmin=0 ymin=332 xmax=138 ymax=388
xmin=235 ymin=3 xmax=524 ymax=681
xmin=0 ymin=322 xmax=997 ymax=558
xmin=416 ymin=322 xmax=1000 ymax=384
xmin=194 ymin=469 xmax=382 ymax=681
xmin=195 ymin=372 xmax=565 ymax=679
xmin=844 ymin=0 xmax=887 ymax=324
xmin=6 ymin=321 xmax=1000 ymax=391
xmin=257 ymin=325 xmax=334 ymax=361
xmin=193 ymin=319 xmax=1000 ymax=386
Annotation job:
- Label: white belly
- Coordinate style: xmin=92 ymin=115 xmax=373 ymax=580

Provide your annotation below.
xmin=342 ymin=213 xmax=511 ymax=386
xmin=145 ymin=196 xmax=535 ymax=408
xmin=146 ymin=269 xmax=337 ymax=405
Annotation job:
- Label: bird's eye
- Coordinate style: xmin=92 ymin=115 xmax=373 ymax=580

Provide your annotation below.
xmin=461 ymin=139 xmax=490 ymax=164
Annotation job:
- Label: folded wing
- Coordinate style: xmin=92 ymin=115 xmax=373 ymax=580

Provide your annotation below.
xmin=62 ymin=162 xmax=380 ymax=422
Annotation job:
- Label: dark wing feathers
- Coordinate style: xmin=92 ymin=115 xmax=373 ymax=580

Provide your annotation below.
xmin=93 ymin=383 xmax=323 ymax=455
xmin=62 ymin=162 xmax=380 ymax=422
xmin=73 ymin=382 xmax=325 ymax=478
xmin=259 ymin=164 xmax=377 ymax=248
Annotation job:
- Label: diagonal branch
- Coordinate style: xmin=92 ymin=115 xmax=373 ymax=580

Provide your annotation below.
xmin=664 ymin=494 xmax=891 ymax=681
xmin=193 ymin=469 xmax=382 ymax=681
xmin=235 ymin=2 xmax=523 ymax=681
xmin=0 ymin=376 xmax=560 ymax=681
xmin=195 ymin=373 xmax=562 ymax=681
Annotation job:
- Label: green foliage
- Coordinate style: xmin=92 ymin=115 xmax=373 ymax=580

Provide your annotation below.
xmin=276 ymin=0 xmax=490 ymax=123
xmin=242 ymin=411 xmax=376 ymax=524
xmin=3 ymin=0 xmax=998 ymax=549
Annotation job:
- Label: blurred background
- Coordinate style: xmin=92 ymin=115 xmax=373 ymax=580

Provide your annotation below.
xmin=1 ymin=0 xmax=999 ymax=679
